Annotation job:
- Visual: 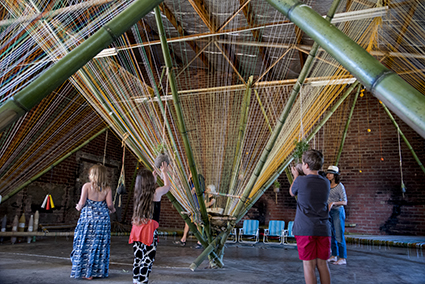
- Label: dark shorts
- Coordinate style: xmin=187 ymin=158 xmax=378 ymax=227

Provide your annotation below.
xmin=295 ymin=235 xmax=331 ymax=260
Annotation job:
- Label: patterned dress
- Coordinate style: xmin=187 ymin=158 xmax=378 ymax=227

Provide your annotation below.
xmin=130 ymin=201 xmax=161 ymax=284
xmin=70 ymin=199 xmax=111 ymax=278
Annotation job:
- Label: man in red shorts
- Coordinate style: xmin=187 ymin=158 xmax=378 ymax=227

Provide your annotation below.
xmin=290 ymin=150 xmax=331 ymax=284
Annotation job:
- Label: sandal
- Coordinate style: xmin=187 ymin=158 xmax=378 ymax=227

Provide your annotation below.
xmin=173 ymin=240 xmax=186 ymax=247
xmin=192 ymin=243 xmax=203 ymax=249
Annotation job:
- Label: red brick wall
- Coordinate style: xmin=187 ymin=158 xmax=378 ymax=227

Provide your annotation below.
xmin=4 ymin=89 xmax=423 ymax=237
xmin=253 ymin=91 xmax=425 ymax=235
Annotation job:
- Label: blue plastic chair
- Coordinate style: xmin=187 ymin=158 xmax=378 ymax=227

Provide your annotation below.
xmin=283 ymin=221 xmax=295 ymax=244
xmin=238 ymin=220 xmax=259 ymax=243
xmin=263 ymin=220 xmax=285 ymax=244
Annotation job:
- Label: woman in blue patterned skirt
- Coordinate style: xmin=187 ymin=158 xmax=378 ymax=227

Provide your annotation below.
xmin=71 ymin=164 xmax=116 ymax=279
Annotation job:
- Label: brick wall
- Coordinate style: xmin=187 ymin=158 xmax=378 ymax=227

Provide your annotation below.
xmin=3 ymin=89 xmax=423 ymax=237
xmin=253 ymin=91 xmax=425 ymax=235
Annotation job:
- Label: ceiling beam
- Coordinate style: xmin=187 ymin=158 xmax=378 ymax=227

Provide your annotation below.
xmin=159 ymin=3 xmax=211 ymax=69
xmin=187 ymin=0 xmax=217 ymax=31
xmin=189 ymin=0 xmax=245 ymax=84
xmin=238 ymin=0 xmax=272 ymax=71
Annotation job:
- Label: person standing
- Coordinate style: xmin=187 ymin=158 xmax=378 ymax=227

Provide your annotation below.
xmin=71 ymin=164 xmax=116 ymax=280
xmin=290 ymin=150 xmax=331 ymax=284
xmin=129 ymin=162 xmax=170 ymax=284
xmin=326 ymin=165 xmax=348 ymax=265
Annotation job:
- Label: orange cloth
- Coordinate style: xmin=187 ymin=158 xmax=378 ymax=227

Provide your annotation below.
xmin=129 ymin=219 xmax=159 ymax=246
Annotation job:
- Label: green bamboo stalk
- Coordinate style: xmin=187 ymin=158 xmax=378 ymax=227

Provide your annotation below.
xmin=266 ymin=0 xmax=425 ymax=139
xmin=165 ymin=191 xmax=223 ymax=268
xmin=0 ymin=0 xmax=165 ymax=133
xmin=380 ymin=102 xmax=425 ymax=175
xmin=139 ymin=37 xmax=193 ymax=210
xmin=154 ymin=7 xmax=211 ymax=241
xmin=229 ymin=0 xmax=341 ymax=219
xmin=245 ymin=81 xmax=360 ymax=213
xmin=212 ymin=0 xmax=344 ymax=259
xmin=226 ymin=76 xmax=253 ymax=211
xmin=189 ymin=231 xmax=226 ymax=271
xmin=1 ymin=126 xmax=109 ymax=203
xmin=284 ymin=167 xmax=293 ymax=185
xmin=335 ymin=85 xmax=361 ymax=166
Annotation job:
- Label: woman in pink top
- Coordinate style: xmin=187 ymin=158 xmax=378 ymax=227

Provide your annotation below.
xmin=129 ymin=162 xmax=170 ymax=284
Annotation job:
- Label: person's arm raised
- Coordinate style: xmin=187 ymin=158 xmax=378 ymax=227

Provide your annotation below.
xmin=289 ymin=166 xmax=299 ymax=197
xmin=153 ymin=162 xmax=171 ymax=201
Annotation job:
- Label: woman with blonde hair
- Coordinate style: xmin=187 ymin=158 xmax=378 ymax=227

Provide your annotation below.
xmin=71 ymin=164 xmax=115 ymax=279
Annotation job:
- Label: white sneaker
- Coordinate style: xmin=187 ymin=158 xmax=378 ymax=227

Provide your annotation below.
xmin=327 ymin=256 xmax=337 ymax=262
xmin=333 ymin=258 xmax=347 ymax=265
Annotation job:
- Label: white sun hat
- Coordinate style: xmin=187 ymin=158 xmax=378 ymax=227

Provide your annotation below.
xmin=326 ymin=165 xmax=339 ymax=174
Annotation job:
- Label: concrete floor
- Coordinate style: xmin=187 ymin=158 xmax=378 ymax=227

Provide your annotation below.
xmin=0 ymin=235 xmax=424 ymax=284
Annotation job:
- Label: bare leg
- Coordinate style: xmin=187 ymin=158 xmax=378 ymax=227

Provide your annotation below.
xmin=303 ymin=259 xmax=317 ymax=284
xmin=316 ymin=259 xmax=331 ymax=284
xmin=181 ymin=223 xmax=189 ymax=242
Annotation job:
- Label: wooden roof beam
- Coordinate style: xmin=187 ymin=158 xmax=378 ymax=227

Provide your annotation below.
xmin=188 ymin=0 xmax=217 ymax=31
xmin=189 ymin=0 xmax=245 ymax=84
xmin=159 ymin=3 xmax=211 ymax=69
xmin=239 ymin=0 xmax=271 ymax=70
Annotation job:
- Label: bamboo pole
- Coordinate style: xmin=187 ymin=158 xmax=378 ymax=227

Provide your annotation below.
xmin=335 ymin=85 xmax=361 ymax=166
xmin=226 ymin=76 xmax=253 ymax=211
xmin=0 ymin=0 xmax=164 ymax=133
xmin=212 ymin=0 xmax=343 ymax=260
xmin=154 ymin=7 xmax=211 ymax=242
xmin=165 ymin=191 xmax=223 ymax=268
xmin=1 ymin=126 xmax=109 ymax=204
xmin=284 ymin=167 xmax=293 ymax=185
xmin=380 ymin=102 xmax=425 ymax=175
xmin=189 ymin=231 xmax=226 ymax=271
xmin=246 ymin=81 xmax=360 ymax=211
xmin=140 ymin=39 xmax=193 ymax=210
xmin=229 ymin=0 xmax=341 ymax=219
xmin=266 ymin=0 xmax=425 ymax=139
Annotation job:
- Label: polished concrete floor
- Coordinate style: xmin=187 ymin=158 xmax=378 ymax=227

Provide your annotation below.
xmin=0 ymin=235 xmax=424 ymax=284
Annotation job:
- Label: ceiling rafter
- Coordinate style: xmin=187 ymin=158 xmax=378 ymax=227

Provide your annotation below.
xmin=187 ymin=0 xmax=217 ymax=31
xmin=159 ymin=2 xmax=211 ymax=69
xmin=238 ymin=0 xmax=272 ymax=72
xmin=116 ymin=20 xmax=292 ymax=51
xmin=188 ymin=0 xmax=246 ymax=84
